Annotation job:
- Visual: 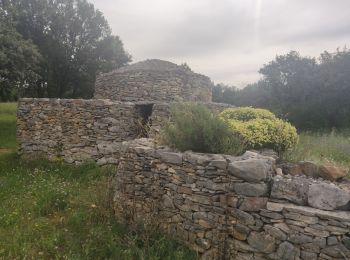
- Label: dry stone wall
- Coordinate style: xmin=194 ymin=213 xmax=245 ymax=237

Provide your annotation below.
xmin=17 ymin=99 xmax=233 ymax=164
xmin=113 ymin=138 xmax=350 ymax=260
xmin=17 ymin=98 xmax=142 ymax=164
xmin=94 ymin=60 xmax=213 ymax=102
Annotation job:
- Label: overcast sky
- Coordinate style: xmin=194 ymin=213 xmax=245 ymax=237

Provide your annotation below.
xmin=91 ymin=0 xmax=350 ymax=87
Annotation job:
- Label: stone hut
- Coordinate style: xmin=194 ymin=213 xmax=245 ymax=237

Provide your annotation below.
xmin=16 ymin=57 xmax=350 ymax=259
xmin=94 ymin=59 xmax=213 ymax=102
xmin=17 ymin=59 xmax=230 ymax=164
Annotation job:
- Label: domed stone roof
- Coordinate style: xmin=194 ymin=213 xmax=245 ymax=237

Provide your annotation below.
xmin=116 ymin=59 xmax=191 ymax=73
xmin=94 ymin=59 xmax=213 ymax=102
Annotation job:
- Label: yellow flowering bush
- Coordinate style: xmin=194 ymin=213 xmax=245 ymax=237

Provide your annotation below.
xmin=220 ymin=107 xmax=298 ymax=152
xmin=220 ymin=107 xmax=276 ymax=121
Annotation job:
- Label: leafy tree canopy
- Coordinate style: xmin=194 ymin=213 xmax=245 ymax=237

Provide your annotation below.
xmin=0 ymin=9 xmax=42 ymax=101
xmin=0 ymin=0 xmax=131 ymax=99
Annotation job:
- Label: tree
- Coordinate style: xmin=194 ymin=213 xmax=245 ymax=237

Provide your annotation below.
xmin=258 ymin=51 xmax=318 ymax=117
xmin=0 ymin=10 xmax=42 ymax=101
xmin=212 ymin=83 xmax=239 ymax=105
xmin=216 ymin=49 xmax=350 ymax=130
xmin=316 ymin=49 xmax=350 ymax=128
xmin=1 ymin=0 xmax=131 ymax=99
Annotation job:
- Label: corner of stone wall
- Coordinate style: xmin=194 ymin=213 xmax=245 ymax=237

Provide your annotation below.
xmin=16 ymin=99 xmax=143 ymax=165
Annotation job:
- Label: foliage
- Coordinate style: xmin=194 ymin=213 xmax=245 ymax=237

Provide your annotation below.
xmin=213 ymin=49 xmax=350 ymax=130
xmin=220 ymin=107 xmax=298 ymax=152
xmin=0 ymin=152 xmax=196 ymax=259
xmin=282 ymin=130 xmax=350 ymax=166
xmin=0 ymin=0 xmax=131 ymax=100
xmin=220 ymin=107 xmax=276 ymax=121
xmin=0 ymin=13 xmax=42 ymax=101
xmin=0 ymin=103 xmax=195 ymax=258
xmin=162 ymin=103 xmax=246 ymax=155
xmin=0 ymin=102 xmax=17 ymax=149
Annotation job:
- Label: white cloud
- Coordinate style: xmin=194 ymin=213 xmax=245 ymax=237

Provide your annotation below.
xmin=91 ymin=0 xmax=350 ymax=87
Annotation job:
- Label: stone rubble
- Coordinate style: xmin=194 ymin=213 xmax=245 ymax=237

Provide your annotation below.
xmin=280 ymin=161 xmax=348 ymax=181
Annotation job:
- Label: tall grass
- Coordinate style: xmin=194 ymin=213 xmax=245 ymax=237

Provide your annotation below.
xmin=0 ymin=102 xmax=17 ymax=149
xmin=282 ymin=131 xmax=350 ymax=171
xmin=0 ymin=153 xmax=196 ymax=259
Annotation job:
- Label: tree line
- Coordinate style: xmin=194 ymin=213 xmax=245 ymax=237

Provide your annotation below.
xmin=213 ymin=49 xmax=350 ymax=130
xmin=0 ymin=0 xmax=131 ymax=101
xmin=1 ymin=1 xmax=349 ymax=131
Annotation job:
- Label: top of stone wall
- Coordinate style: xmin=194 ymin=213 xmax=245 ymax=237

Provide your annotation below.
xmin=98 ymin=59 xmax=209 ymax=79
xmin=120 ymin=138 xmax=350 ymax=212
xmin=115 ymin=59 xmax=191 ymax=73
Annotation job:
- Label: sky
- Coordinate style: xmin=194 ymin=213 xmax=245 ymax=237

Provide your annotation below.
xmin=90 ymin=0 xmax=350 ymax=87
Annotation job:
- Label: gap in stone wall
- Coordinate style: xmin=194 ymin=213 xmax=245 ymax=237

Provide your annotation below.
xmin=135 ymin=103 xmax=154 ymax=138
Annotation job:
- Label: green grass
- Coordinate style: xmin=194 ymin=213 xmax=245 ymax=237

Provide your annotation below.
xmin=0 ymin=102 xmax=195 ymax=259
xmin=3 ymin=99 xmax=347 ymax=258
xmin=0 ymin=102 xmax=17 ymax=149
xmin=282 ymin=131 xmax=350 ymax=175
xmin=0 ymin=153 xmax=196 ymax=259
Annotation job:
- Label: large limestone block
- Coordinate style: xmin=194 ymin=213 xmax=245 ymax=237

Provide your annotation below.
xmin=157 ymin=151 xmax=183 ymax=165
xmin=271 ymin=176 xmax=310 ymax=205
xmin=233 ymin=183 xmax=268 ymax=196
xmin=228 ymin=158 xmax=273 ymax=183
xmin=308 ymin=183 xmax=350 ymax=210
xmin=267 ymin=202 xmax=350 ymax=222
xmin=319 ymin=164 xmax=347 ymax=181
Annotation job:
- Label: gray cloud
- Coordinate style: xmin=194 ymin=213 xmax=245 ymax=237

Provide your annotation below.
xmin=91 ymin=0 xmax=350 ymax=87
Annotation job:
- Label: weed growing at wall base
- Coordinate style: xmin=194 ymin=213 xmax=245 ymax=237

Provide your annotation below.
xmin=0 ymin=152 xmax=196 ymax=259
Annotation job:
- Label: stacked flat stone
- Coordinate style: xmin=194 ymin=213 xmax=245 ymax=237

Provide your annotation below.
xmin=94 ymin=59 xmax=213 ymax=102
xmin=113 ymin=138 xmax=350 ymax=260
xmin=17 ymin=99 xmax=234 ymax=163
xmin=17 ymin=58 xmax=350 ymax=259
xmin=17 ymin=98 xmax=140 ymax=165
xmin=17 ymin=59 xmax=235 ymax=163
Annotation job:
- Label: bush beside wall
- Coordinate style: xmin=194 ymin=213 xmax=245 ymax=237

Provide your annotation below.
xmin=220 ymin=107 xmax=299 ymax=152
xmin=161 ymin=103 xmax=246 ymax=155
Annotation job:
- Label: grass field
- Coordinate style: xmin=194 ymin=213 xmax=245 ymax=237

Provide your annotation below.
xmin=282 ymin=131 xmax=350 ymax=174
xmin=1 ymin=101 xmax=350 ymax=258
xmin=0 ymin=102 xmax=17 ymax=150
xmin=0 ymin=103 xmax=196 ymax=259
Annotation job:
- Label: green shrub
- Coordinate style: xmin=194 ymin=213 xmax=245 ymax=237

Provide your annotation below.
xmin=220 ymin=107 xmax=276 ymax=121
xmin=162 ymin=103 xmax=246 ymax=155
xmin=220 ymin=107 xmax=298 ymax=152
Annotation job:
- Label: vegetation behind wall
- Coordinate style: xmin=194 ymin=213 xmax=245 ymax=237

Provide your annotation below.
xmin=213 ymin=49 xmax=350 ymax=131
